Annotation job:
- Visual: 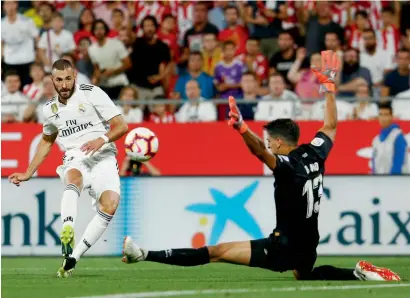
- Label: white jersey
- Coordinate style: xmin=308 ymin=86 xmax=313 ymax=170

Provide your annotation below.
xmin=42 ymin=84 xmax=120 ymax=153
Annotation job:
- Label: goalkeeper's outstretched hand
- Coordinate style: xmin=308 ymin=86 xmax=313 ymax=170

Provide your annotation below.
xmin=311 ymin=50 xmax=341 ymax=93
xmin=228 ymin=96 xmax=248 ymax=134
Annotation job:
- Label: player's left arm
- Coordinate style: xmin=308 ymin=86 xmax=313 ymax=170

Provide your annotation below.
xmin=81 ymin=87 xmax=129 ymax=155
xmin=228 ymin=96 xmax=277 ymax=171
xmin=311 ymin=50 xmax=341 ymax=143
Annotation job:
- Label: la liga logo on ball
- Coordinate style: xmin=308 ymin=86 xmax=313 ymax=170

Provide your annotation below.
xmin=124 ymin=127 xmax=159 ymax=162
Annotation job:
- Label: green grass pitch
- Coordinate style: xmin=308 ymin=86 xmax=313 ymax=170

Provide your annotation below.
xmin=2 ymin=257 xmax=410 ymax=298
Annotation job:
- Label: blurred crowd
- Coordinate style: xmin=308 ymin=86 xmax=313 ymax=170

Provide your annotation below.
xmin=2 ymin=0 xmax=410 ymax=124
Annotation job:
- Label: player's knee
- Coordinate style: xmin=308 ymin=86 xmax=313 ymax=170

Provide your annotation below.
xmin=65 ymin=170 xmax=83 ymax=190
xmin=99 ymin=191 xmax=120 ymax=215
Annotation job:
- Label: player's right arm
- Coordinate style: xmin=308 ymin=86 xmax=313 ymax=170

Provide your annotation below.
xmin=228 ymin=96 xmax=277 ymax=171
xmin=8 ymin=132 xmax=57 ymax=186
xmin=311 ymin=51 xmax=341 ymax=142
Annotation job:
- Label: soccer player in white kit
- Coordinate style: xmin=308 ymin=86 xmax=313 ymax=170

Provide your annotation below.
xmin=8 ymin=59 xmax=129 ymax=278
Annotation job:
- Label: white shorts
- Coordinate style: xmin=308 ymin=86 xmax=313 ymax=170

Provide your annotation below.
xmin=57 ymin=149 xmax=121 ymax=207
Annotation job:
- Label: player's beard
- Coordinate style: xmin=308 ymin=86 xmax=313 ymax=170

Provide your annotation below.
xmin=55 ymin=79 xmax=76 ymax=100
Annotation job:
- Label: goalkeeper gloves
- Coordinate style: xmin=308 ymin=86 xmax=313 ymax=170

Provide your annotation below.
xmin=311 ymin=50 xmax=341 ymax=93
xmin=228 ymin=96 xmax=248 ymax=134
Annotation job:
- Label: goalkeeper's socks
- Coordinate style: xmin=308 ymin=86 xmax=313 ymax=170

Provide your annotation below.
xmin=72 ymin=209 xmax=113 ymax=262
xmin=61 ymin=184 xmax=80 ymax=228
xmin=145 ymin=247 xmax=210 ymax=266
xmin=310 ymin=265 xmax=357 ymax=280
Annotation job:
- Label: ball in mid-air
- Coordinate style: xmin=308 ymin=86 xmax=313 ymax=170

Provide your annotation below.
xmin=124 ymin=127 xmax=159 ymax=162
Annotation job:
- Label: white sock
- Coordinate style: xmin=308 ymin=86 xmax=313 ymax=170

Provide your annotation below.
xmin=61 ymin=184 xmax=80 ymax=228
xmin=72 ymin=209 xmax=113 ymax=261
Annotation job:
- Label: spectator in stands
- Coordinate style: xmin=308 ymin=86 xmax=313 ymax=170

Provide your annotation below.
xmin=38 ymin=2 xmax=55 ymax=34
xmin=254 ymin=74 xmax=300 ymax=121
xmin=237 ymin=71 xmax=259 ymax=120
xmin=402 ymin=28 xmax=410 ymax=51
xmin=129 ymin=16 xmax=171 ymax=100
xmin=176 ymin=80 xmax=217 ymax=122
xmin=201 ymin=32 xmax=222 ymax=77
xmin=38 ymin=12 xmax=76 ymax=73
xmin=303 ymin=1 xmax=344 ymax=55
xmin=24 ymin=1 xmax=43 ymax=28
xmin=60 ymin=53 xmax=91 ymax=85
xmin=76 ymin=37 xmax=94 ymax=78
xmin=118 ymin=26 xmax=135 ymax=54
xmin=287 ymin=49 xmax=321 ymax=101
xmin=22 ymin=63 xmax=45 ymax=102
xmin=110 ymin=9 xmax=125 ymax=37
xmin=351 ymin=83 xmax=378 ymax=120
xmin=92 ymin=0 xmax=129 ymax=30
xmin=74 ymin=8 xmax=96 ymax=45
xmin=174 ymin=51 xmax=215 ymax=100
xmin=380 ymin=7 xmax=400 ymax=63
xmin=372 ymin=101 xmax=409 ymax=175
xmin=269 ymin=30 xmax=296 ymax=88
xmin=324 ymin=32 xmax=343 ymax=59
xmin=214 ymin=41 xmax=246 ymax=99
xmin=88 ymin=19 xmax=132 ymax=99
xmin=1 ymin=1 xmax=39 ymax=88
xmin=219 ymin=5 xmax=249 ymax=56
xmin=157 ymin=14 xmax=179 ymax=62
xmin=149 ymin=96 xmax=176 ymax=123
xmin=208 ymin=1 xmax=229 ymax=31
xmin=382 ymin=49 xmax=410 ymax=97
xmin=238 ymin=37 xmax=269 ymax=85
xmin=348 ymin=10 xmax=371 ymax=52
xmin=2 ymin=71 xmax=29 ymax=123
xmin=182 ymin=2 xmax=219 ymax=61
xmin=134 ymin=1 xmax=170 ymax=37
xmin=360 ymin=29 xmax=394 ymax=95
xmin=33 ymin=75 xmax=56 ymax=123
xmin=116 ymin=85 xmax=143 ymax=123
xmin=61 ymin=1 xmax=84 ymax=33
xmin=338 ymin=47 xmax=372 ymax=97
xmin=244 ymin=1 xmax=283 ymax=59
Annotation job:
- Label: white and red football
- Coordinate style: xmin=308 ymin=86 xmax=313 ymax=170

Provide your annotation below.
xmin=124 ymin=127 xmax=159 ymax=162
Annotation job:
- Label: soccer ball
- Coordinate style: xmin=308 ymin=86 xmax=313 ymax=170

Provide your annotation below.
xmin=124 ymin=127 xmax=159 ymax=162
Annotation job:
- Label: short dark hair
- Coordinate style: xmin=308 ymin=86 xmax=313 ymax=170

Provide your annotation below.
xmin=224 ymin=5 xmax=239 ymax=14
xmin=162 ymin=13 xmax=175 ymax=22
xmin=112 ymin=8 xmax=124 ymax=17
xmin=263 ymin=119 xmax=300 ymax=145
xmin=141 ymin=15 xmax=159 ymax=30
xmin=382 ymin=6 xmax=395 ymax=15
xmin=278 ymin=29 xmax=294 ymax=39
xmin=40 ymin=2 xmax=55 ymax=12
xmin=378 ymin=101 xmax=393 ymax=114
xmin=325 ymin=31 xmax=340 ymax=39
xmin=52 ymin=11 xmax=64 ymax=20
xmin=4 ymin=69 xmax=20 ymax=80
xmin=241 ymin=71 xmax=256 ymax=79
xmin=398 ymin=48 xmax=410 ymax=56
xmin=363 ymin=28 xmax=376 ymax=37
xmin=52 ymin=59 xmax=73 ymax=71
xmin=355 ymin=10 xmax=368 ymax=19
xmin=222 ymin=40 xmax=236 ymax=48
xmin=247 ymin=37 xmax=261 ymax=43
xmin=269 ymin=73 xmax=285 ymax=81
xmin=92 ymin=19 xmax=110 ymax=37
xmin=189 ymin=51 xmax=203 ymax=59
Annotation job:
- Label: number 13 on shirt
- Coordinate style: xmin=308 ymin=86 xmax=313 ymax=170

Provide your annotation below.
xmin=303 ymin=174 xmax=323 ymax=219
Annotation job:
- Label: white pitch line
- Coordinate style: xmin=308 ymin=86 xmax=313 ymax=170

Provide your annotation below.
xmin=72 ymin=284 xmax=410 ymax=298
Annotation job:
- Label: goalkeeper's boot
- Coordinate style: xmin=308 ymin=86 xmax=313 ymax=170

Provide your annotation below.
xmin=354 ymin=261 xmax=401 ymax=281
xmin=57 ymin=257 xmax=76 ymax=278
xmin=60 ymin=225 xmax=75 ymax=257
xmin=122 ymin=236 xmax=146 ymax=264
